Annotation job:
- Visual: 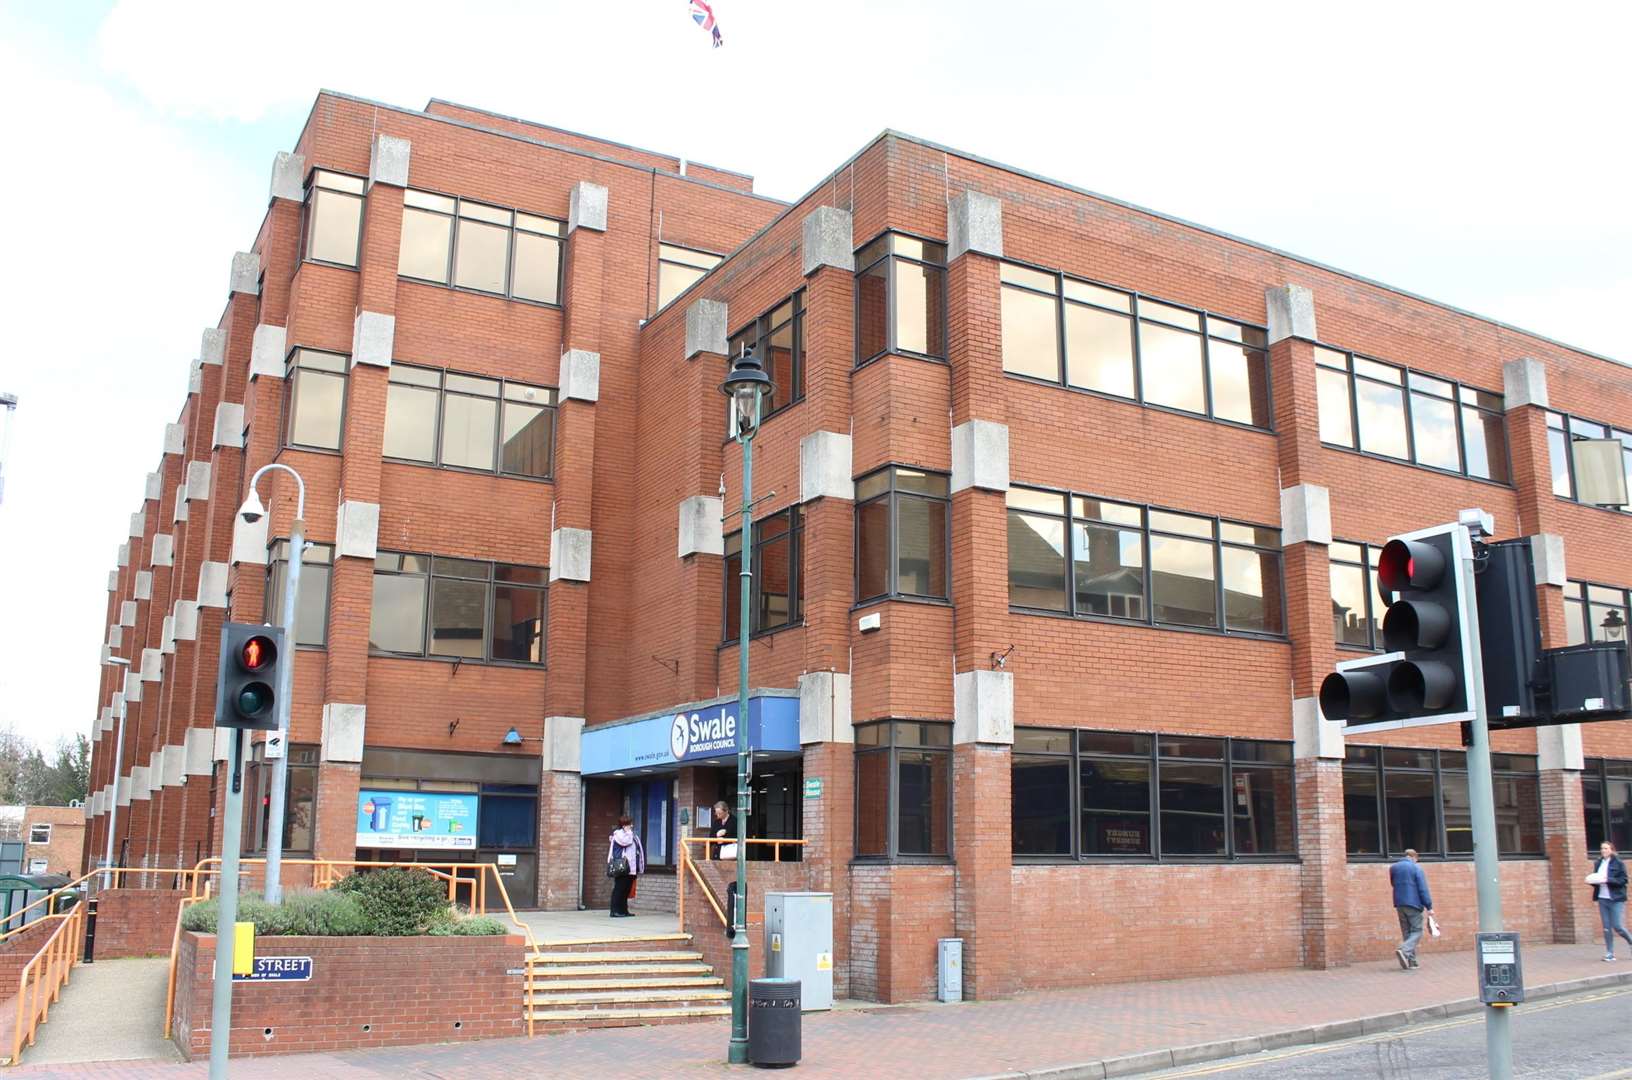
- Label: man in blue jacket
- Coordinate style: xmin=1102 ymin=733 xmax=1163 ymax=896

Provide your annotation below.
xmin=1390 ymin=848 xmax=1435 ymax=970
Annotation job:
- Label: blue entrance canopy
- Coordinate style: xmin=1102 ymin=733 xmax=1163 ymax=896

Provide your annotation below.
xmin=581 ymin=692 xmax=799 ymax=775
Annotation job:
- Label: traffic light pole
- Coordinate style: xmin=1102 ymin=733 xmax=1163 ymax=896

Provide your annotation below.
xmin=1458 ymin=532 xmax=1513 ymax=1080
xmin=262 ymin=513 xmax=304 ymax=904
xmin=210 ymin=728 xmax=247 ymax=1080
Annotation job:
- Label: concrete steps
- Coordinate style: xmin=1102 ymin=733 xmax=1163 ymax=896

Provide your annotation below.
xmin=524 ymin=933 xmax=730 ymax=1032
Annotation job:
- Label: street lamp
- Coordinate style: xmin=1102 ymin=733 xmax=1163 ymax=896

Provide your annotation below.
xmin=100 ymin=654 xmax=131 ymax=889
xmin=718 ymin=346 xmax=774 ymax=1065
xmin=239 ymin=463 xmax=306 ymax=903
xmin=1602 ymin=609 xmax=1626 ymax=643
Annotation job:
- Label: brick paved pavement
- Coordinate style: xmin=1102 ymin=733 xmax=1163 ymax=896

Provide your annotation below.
xmin=12 ymin=942 xmax=1630 ymax=1079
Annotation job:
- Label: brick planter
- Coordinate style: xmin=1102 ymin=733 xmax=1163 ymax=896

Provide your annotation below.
xmin=94 ymin=889 xmax=189 ymax=959
xmin=171 ymin=931 xmax=526 ymax=1058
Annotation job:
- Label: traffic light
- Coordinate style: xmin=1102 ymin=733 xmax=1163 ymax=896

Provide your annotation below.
xmin=1320 ymin=524 xmax=1476 ymax=733
xmin=216 ymin=622 xmax=286 ymax=730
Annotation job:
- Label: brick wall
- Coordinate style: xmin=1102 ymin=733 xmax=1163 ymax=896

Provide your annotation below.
xmin=20 ymin=808 xmax=86 ymax=877
xmin=171 ymin=931 xmax=525 ymax=1059
xmin=682 ymin=859 xmax=815 ymax=991
xmin=1344 ymin=859 xmax=1556 ymax=963
xmin=0 ymin=919 xmax=56 ymax=991
xmin=92 ymin=888 xmax=189 ymax=959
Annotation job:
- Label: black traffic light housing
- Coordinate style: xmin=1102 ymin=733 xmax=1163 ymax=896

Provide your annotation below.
xmin=1320 ymin=524 xmax=1475 ymax=734
xmin=216 ymin=622 xmax=286 ymax=731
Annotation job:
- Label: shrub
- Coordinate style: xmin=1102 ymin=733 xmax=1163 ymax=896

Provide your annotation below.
xmin=333 ymin=867 xmax=450 ymax=936
xmin=180 ymin=890 xmax=369 ymax=936
xmin=428 ymin=913 xmax=508 ymax=937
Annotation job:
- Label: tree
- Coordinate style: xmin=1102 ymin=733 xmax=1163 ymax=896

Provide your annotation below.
xmin=0 ymin=728 xmax=89 ymax=806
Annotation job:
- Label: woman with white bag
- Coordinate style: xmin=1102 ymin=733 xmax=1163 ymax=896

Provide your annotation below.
xmin=1586 ymin=840 xmax=1632 ymax=961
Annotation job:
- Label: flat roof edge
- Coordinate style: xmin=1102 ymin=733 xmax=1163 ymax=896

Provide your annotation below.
xmin=886 ymin=129 xmax=1627 ymax=371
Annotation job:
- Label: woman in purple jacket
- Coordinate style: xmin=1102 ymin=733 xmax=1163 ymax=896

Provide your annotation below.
xmin=607 ymin=815 xmax=646 ymax=918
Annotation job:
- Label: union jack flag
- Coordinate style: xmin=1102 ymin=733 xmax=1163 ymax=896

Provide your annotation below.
xmin=689 ymin=0 xmax=723 ymax=47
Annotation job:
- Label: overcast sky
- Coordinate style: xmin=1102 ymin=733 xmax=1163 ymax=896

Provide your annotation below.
xmin=0 ymin=0 xmax=1627 ymax=751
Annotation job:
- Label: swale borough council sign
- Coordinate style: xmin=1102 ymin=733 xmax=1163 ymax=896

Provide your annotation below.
xmin=670 ymin=709 xmax=739 ymax=762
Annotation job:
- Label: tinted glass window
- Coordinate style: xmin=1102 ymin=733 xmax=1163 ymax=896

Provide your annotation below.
xmin=856 ymin=261 xmax=888 ymax=362
xmin=896 ymin=750 xmax=950 ymax=855
xmin=1385 ymin=771 xmax=1439 ymax=854
xmin=453 ymin=219 xmax=509 ymax=293
xmin=1222 ymin=546 xmax=1282 ymax=635
xmin=511 ymin=230 xmax=561 ymax=304
xmin=896 ymin=495 xmax=946 ymax=597
xmin=1316 ymin=365 xmax=1355 ymax=446
xmin=369 ymin=573 xmax=426 ymax=653
xmin=1344 ymin=768 xmax=1382 ymax=855
xmin=384 ymin=379 xmax=438 ymax=461
xmin=1081 ymin=758 xmax=1152 ymax=855
xmin=1159 ymin=761 xmax=1226 ymax=855
xmin=1356 ymin=379 xmax=1410 ymax=459
xmin=855 ymin=751 xmax=888 ymax=857
xmin=399 ymin=207 xmax=452 ymax=282
xmin=894 ymin=260 xmax=944 ymax=357
xmin=1208 ymin=341 xmax=1270 ymax=427
xmin=1007 ymin=509 xmax=1068 ymax=611
xmin=1411 ymin=390 xmax=1461 ymax=471
xmin=287 ymin=357 xmax=345 ymax=450
xmin=1232 ymin=764 xmax=1294 ymax=855
xmin=1073 ymin=521 xmax=1144 ymax=619
xmin=1012 ymin=755 xmax=1072 ymax=855
xmin=1065 ymin=304 xmax=1136 ymax=398
xmin=491 ymin=580 xmax=546 ymax=663
xmin=441 ymin=393 xmax=498 ymax=470
xmin=1462 ymin=407 xmax=1508 ymax=482
xmin=856 ymin=498 xmax=889 ymax=601
xmin=429 ymin=577 xmax=486 ymax=658
xmin=500 ymin=399 xmax=554 ymax=478
xmin=1001 ymin=285 xmax=1060 ymax=381
xmin=1150 ymin=534 xmax=1217 ymax=628
xmin=1138 ymin=323 xmax=1205 ymax=414
xmin=307 ymin=188 xmax=362 ymax=266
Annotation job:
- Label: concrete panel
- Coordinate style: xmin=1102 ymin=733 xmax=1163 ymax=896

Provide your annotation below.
xmin=1293 ymin=696 xmax=1345 ymax=760
xmin=800 ymin=431 xmax=853 ymax=503
xmin=685 ymin=298 xmax=728 ymax=360
xmin=197 ymin=562 xmax=229 ymax=608
xmin=232 ymin=514 xmax=270 ymax=566
xmin=549 ymin=527 xmax=592 ymax=582
xmin=322 ymin=703 xmax=366 ymax=763
xmin=152 ymin=533 xmax=174 ymax=567
xmin=801 ymin=206 xmax=854 ymax=276
xmin=134 ymin=571 xmax=152 ymax=601
xmin=559 ymin=349 xmax=601 ymax=403
xmin=368 ymin=133 xmax=410 ymax=189
xmin=337 ymin=500 xmax=381 ymax=559
xmin=269 ymin=150 xmax=306 ymax=202
xmin=250 ymin=323 xmax=288 ymax=380
xmin=200 ymin=327 xmax=227 ymax=366
xmin=145 ymin=470 xmax=163 ymax=502
xmin=799 ymin=671 xmax=854 ymax=745
xmin=185 ymin=460 xmax=212 ymax=502
xmin=163 ymin=422 xmax=186 ymax=456
xmin=678 ymin=495 xmax=724 ymax=558
xmin=1537 ymin=724 xmax=1584 ymax=771
xmin=173 ymin=600 xmax=199 ymax=642
xmin=1266 ymin=284 xmax=1317 ymax=344
xmin=1502 ymin=358 xmax=1549 ymax=410
xmin=947 ymin=190 xmax=1003 ymax=261
xmin=953 ymin=670 xmax=1014 ymax=745
xmin=351 ymin=310 xmax=395 ymax=368
xmin=213 ymin=402 xmax=245 ymax=449
xmin=1530 ymin=533 xmax=1566 ymax=588
xmin=229 ymin=251 xmax=260 ymax=295
xmin=950 ymin=419 xmax=1009 ymax=494
xmin=1280 ymin=484 xmax=1333 ymax=546
xmin=568 ymin=180 xmax=608 ymax=233
xmin=185 ymin=728 xmax=215 ymax=776
xmin=542 ymin=716 xmax=584 ymax=773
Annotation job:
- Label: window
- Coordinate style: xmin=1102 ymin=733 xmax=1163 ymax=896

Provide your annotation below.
xmin=1343 ymin=746 xmax=1541 ymax=857
xmin=999 ymin=262 xmax=1271 ymax=429
xmin=283 ymin=349 xmax=347 ymax=451
xmin=1330 ymin=541 xmax=1387 ymax=649
xmin=27 ymin=824 xmax=50 ymax=845
xmin=723 ymin=507 xmax=803 ymax=640
xmin=1583 ymin=758 xmax=1632 ymax=854
xmin=855 ymin=721 xmax=952 ymax=859
xmin=399 ymin=189 xmax=563 ymax=305
xmin=27 ymin=859 xmax=47 ymax=874
xmin=245 ymin=746 xmax=317 ymax=855
xmin=1005 ymin=487 xmax=1284 ymax=637
xmin=855 ymin=234 xmax=947 ymax=365
xmin=728 ymin=293 xmax=805 ymax=423
xmin=1563 ymin=580 xmax=1631 ymax=648
xmin=1546 ymin=410 xmax=1632 ymax=511
xmin=303 ymin=170 xmax=365 ymax=267
xmin=385 ymin=365 xmax=556 ymax=479
xmin=369 ymin=553 xmax=547 ymax=666
xmin=854 ymin=466 xmax=949 ymax=602
xmin=657 ymin=244 xmax=722 ymax=310
xmin=1014 ymin=729 xmax=1295 ymax=860
xmin=266 ymin=540 xmax=334 ymax=647
xmin=1314 ymin=347 xmax=1510 ymax=482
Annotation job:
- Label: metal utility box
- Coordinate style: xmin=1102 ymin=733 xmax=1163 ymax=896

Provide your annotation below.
xmin=764 ymin=891 xmax=833 ymax=1011
xmin=1546 ymin=643 xmax=1630 ymax=717
xmin=937 ymin=938 xmax=963 ymax=1002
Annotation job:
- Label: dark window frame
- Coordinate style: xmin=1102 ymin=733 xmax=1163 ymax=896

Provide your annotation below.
xmin=281 ymin=347 xmax=349 ymax=454
xmin=368 ymin=551 xmax=548 ymax=668
xmin=854 ymin=231 xmax=948 ymax=367
xmin=1330 ymin=540 xmax=1386 ymax=652
xmin=244 ymin=744 xmax=319 ymax=856
xmin=656 ymin=243 xmax=723 ymax=312
xmin=1563 ymin=579 xmax=1632 ymax=649
xmin=1545 ymin=409 xmax=1632 ymax=513
xmin=722 ymin=506 xmax=804 ymax=642
xmin=265 ymin=538 xmax=335 ymax=649
xmin=300 ymin=169 xmax=366 ymax=270
xmin=853 ymin=465 xmax=951 ymax=604
xmin=727 ymin=292 xmax=806 ymax=430
xmin=853 ymin=720 xmax=954 ymax=863
xmin=997 ymin=259 xmax=1275 ymax=432
xmin=1005 ymin=485 xmax=1287 ymax=640
xmin=383 ymin=363 xmax=558 ymax=481
xmin=1314 ymin=346 xmax=1512 ymax=486
xmin=1582 ymin=757 xmax=1632 ymax=856
xmin=1014 ymin=728 xmax=1297 ymax=863
xmin=397 ymin=186 xmax=565 ymax=308
xmin=1343 ymin=746 xmax=1543 ymax=860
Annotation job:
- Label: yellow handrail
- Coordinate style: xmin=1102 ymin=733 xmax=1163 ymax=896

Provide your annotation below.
xmin=0 ymin=866 xmax=205 ymax=945
xmin=160 ymin=896 xmax=205 ymax=1040
xmin=677 ymin=838 xmax=808 ymax=930
xmin=7 ymin=906 xmax=83 ymax=1066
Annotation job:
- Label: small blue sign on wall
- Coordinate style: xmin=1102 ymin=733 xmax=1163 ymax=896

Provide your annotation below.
xmin=234 ymin=956 xmax=313 ymax=982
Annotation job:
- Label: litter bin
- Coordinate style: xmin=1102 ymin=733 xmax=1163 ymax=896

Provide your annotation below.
xmin=749 ymin=977 xmax=801 ymax=1067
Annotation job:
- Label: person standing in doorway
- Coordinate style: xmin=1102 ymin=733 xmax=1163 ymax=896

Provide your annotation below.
xmin=1390 ymin=848 xmax=1435 ymax=970
xmin=711 ymin=800 xmax=731 ymax=860
xmin=608 ymin=815 xmax=645 ymax=918
xmin=1588 ymin=840 xmax=1631 ymax=961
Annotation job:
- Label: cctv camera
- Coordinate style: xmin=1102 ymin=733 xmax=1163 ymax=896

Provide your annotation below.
xmin=237 ymin=493 xmax=267 ymax=524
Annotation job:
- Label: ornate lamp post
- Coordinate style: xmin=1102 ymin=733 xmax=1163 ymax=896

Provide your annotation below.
xmin=719 ymin=346 xmax=774 ymax=1064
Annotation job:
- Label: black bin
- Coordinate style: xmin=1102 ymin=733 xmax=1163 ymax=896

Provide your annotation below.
xmin=749 ymin=977 xmax=801 ymax=1067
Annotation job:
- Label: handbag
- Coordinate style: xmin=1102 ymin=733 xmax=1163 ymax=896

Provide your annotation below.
xmin=1426 ymin=913 xmax=1442 ymax=938
xmin=718 ymin=843 xmax=738 ymax=860
xmin=607 ymin=854 xmax=629 ymax=878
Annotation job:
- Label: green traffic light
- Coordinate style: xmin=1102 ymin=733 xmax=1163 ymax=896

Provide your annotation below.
xmin=237 ymin=684 xmax=271 ymax=717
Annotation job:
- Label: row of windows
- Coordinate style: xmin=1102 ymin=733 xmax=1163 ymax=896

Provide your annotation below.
xmin=399 ymin=189 xmax=563 ymax=305
xmin=723 ymin=507 xmax=803 ymax=641
xmin=1013 ymin=730 xmax=1295 ymax=860
xmin=282 ymin=351 xmax=559 ymax=480
xmin=1000 ymin=262 xmax=1273 ymax=429
xmin=370 ymin=553 xmax=548 ymax=666
xmin=1007 ymin=487 xmax=1285 ymax=636
xmin=1315 ymin=348 xmax=1509 ymax=482
xmin=1548 ymin=411 xmax=1632 ymax=511
xmin=1343 ymin=746 xmax=1541 ymax=857
xmin=1584 ymin=758 xmax=1632 ymax=855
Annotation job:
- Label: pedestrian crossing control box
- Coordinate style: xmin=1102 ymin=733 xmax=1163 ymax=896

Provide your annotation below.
xmin=1475 ymin=931 xmax=1524 ymax=1005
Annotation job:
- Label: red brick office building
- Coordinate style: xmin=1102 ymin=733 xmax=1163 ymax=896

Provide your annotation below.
xmin=86 ymin=90 xmax=1632 ymax=1001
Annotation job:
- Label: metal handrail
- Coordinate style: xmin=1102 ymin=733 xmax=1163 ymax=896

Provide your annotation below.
xmin=6 ymin=906 xmax=83 ymax=1066
xmin=160 ymin=896 xmax=206 ymax=1040
xmin=677 ymin=838 xmax=807 ymax=931
xmin=0 ymin=866 xmax=205 ymax=945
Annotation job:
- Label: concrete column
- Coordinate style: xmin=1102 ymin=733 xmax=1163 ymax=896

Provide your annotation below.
xmin=536 ymin=716 xmax=584 ymax=910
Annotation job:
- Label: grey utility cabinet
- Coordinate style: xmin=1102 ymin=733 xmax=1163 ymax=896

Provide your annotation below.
xmin=763 ymin=891 xmax=833 ymax=1010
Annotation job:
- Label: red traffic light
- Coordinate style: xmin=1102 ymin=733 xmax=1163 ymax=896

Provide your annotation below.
xmin=240 ymin=635 xmax=277 ymax=672
xmin=1378 ymin=539 xmax=1445 ymax=595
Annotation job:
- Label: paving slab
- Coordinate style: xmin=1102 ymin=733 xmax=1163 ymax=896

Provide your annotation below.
xmin=16 ymin=957 xmax=179 ymax=1067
